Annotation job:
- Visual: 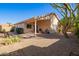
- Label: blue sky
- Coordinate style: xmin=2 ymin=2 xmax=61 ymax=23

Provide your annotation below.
xmin=0 ymin=3 xmax=65 ymax=24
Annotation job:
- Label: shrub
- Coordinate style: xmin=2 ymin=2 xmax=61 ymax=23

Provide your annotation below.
xmin=11 ymin=35 xmax=21 ymax=42
xmin=75 ymin=29 xmax=79 ymax=38
xmin=4 ymin=37 xmax=12 ymax=45
xmin=16 ymin=28 xmax=24 ymax=34
xmin=3 ymin=35 xmax=21 ymax=45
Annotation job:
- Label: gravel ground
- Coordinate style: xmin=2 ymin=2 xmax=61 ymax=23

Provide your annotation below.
xmin=0 ymin=33 xmax=79 ymax=56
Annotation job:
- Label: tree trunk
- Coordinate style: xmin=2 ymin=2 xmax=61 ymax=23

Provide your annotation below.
xmin=62 ymin=26 xmax=69 ymax=38
xmin=63 ymin=30 xmax=69 ymax=38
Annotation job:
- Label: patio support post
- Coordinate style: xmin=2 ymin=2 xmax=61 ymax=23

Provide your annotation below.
xmin=35 ymin=19 xmax=37 ymax=37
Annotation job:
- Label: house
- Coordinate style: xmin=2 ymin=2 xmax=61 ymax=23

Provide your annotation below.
xmin=14 ymin=13 xmax=59 ymax=34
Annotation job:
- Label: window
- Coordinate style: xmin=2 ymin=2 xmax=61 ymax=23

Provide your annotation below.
xmin=26 ymin=24 xmax=32 ymax=29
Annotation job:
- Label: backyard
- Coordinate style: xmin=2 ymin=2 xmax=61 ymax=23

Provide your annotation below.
xmin=0 ymin=33 xmax=79 ymax=56
xmin=0 ymin=3 xmax=79 ymax=56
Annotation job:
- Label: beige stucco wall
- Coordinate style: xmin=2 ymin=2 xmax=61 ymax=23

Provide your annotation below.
xmin=0 ymin=24 xmax=14 ymax=32
xmin=24 ymin=23 xmax=34 ymax=33
xmin=50 ymin=15 xmax=58 ymax=32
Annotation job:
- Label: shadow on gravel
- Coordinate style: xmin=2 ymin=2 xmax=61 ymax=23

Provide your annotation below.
xmin=0 ymin=33 xmax=79 ymax=56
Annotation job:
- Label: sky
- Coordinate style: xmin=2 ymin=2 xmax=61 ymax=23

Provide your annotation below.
xmin=0 ymin=3 xmax=75 ymax=24
xmin=0 ymin=3 xmax=61 ymax=24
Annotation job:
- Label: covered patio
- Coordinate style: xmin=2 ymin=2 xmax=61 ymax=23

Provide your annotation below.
xmin=24 ymin=14 xmax=53 ymax=36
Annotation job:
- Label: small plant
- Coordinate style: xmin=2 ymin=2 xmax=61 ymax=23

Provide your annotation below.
xmin=12 ymin=35 xmax=21 ymax=42
xmin=4 ymin=37 xmax=12 ymax=45
xmin=3 ymin=35 xmax=21 ymax=45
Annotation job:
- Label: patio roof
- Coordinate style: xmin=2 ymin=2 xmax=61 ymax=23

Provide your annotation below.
xmin=15 ymin=13 xmax=59 ymax=25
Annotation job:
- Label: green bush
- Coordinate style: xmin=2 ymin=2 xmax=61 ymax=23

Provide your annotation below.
xmin=12 ymin=35 xmax=21 ymax=42
xmin=3 ymin=35 xmax=21 ymax=45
